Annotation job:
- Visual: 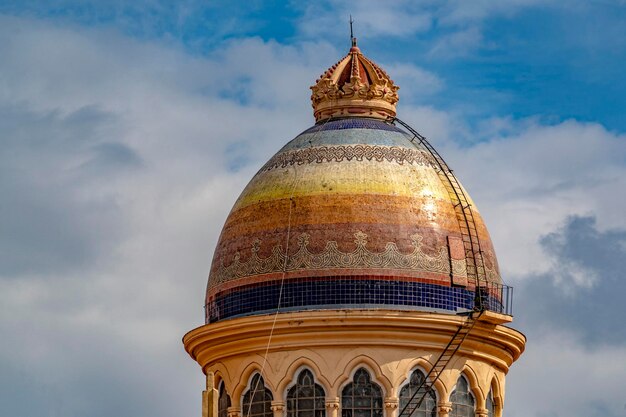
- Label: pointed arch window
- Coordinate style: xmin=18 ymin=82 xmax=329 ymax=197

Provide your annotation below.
xmin=486 ymin=388 xmax=495 ymax=417
xmin=341 ymin=368 xmax=383 ymax=417
xmin=219 ymin=381 xmax=232 ymax=417
xmin=449 ymin=375 xmax=474 ymax=417
xmin=398 ymin=369 xmax=437 ymax=417
xmin=243 ymin=374 xmax=274 ymax=417
xmin=287 ymin=369 xmax=326 ymax=417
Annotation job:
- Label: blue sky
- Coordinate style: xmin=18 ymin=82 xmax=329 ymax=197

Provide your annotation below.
xmin=3 ymin=0 xmax=625 ymax=131
xmin=1 ymin=1 xmax=625 ymax=417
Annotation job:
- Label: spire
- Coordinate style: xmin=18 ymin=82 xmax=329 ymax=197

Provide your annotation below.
xmin=350 ymin=15 xmax=355 ymax=46
xmin=309 ymin=37 xmax=399 ymax=122
xmin=349 ymin=15 xmax=359 ymax=53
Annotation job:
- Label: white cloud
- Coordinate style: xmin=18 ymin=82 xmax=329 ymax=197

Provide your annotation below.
xmin=438 ymin=118 xmax=626 ymax=281
xmin=507 ymin=330 xmax=626 ymax=417
xmin=396 ymin=104 xmax=466 ymax=146
xmin=384 ymin=63 xmax=444 ymax=100
xmin=437 ymin=0 xmax=556 ymax=25
xmin=297 ymin=0 xmax=432 ymax=39
xmin=0 ymin=14 xmax=333 ymax=417
xmin=1 ymin=6 xmax=625 ymax=417
xmin=388 ymin=107 xmax=626 ymax=283
xmin=427 ymin=26 xmax=484 ymax=58
xmin=295 ymin=0 xmax=561 ymax=58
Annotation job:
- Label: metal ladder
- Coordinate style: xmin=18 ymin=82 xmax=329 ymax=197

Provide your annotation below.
xmin=398 ymin=311 xmax=482 ymax=417
xmin=391 ymin=117 xmax=488 ymax=297
xmin=389 ymin=117 xmax=489 ymax=416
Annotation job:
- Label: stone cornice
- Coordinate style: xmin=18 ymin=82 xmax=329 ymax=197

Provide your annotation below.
xmin=183 ymin=309 xmax=526 ymax=373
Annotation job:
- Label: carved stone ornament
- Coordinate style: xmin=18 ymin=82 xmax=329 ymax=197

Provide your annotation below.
xmin=227 ymin=407 xmax=241 ymax=417
xmin=476 ymin=407 xmax=489 ymax=417
xmin=325 ymin=400 xmax=340 ymax=410
xmin=437 ymin=402 xmax=453 ymax=414
xmin=310 ymin=38 xmax=400 ymax=122
xmin=384 ymin=397 xmax=399 ymax=409
xmin=270 ymin=402 xmax=285 ymax=412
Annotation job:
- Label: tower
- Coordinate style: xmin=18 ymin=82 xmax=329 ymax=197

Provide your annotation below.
xmin=183 ymin=39 xmax=525 ymax=417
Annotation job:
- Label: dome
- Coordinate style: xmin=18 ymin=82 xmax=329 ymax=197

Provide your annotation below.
xmin=205 ymin=44 xmax=502 ymax=323
xmin=187 ymin=40 xmax=525 ymax=417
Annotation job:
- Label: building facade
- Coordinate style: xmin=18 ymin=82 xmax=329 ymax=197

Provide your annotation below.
xmin=184 ymin=39 xmax=525 ymax=417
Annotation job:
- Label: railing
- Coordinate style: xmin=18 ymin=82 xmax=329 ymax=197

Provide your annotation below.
xmin=474 ymin=281 xmax=514 ymax=316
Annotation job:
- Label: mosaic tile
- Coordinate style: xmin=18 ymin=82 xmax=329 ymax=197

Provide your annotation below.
xmin=205 ymin=278 xmax=506 ymax=323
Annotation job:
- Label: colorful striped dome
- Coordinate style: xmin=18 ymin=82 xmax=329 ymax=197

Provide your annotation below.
xmin=205 ymin=118 xmax=501 ymax=323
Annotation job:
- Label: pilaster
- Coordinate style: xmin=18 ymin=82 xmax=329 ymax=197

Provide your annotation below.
xmin=476 ymin=407 xmax=489 ymax=417
xmin=326 ymin=398 xmax=340 ymax=417
xmin=271 ymin=401 xmax=285 ymax=417
xmin=384 ymin=397 xmax=399 ymax=417
xmin=437 ymin=402 xmax=452 ymax=417
xmin=204 ymin=372 xmax=219 ymax=417
xmin=227 ymin=407 xmax=241 ymax=417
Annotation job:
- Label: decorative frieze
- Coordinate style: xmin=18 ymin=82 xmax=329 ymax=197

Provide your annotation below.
xmin=260 ymin=145 xmax=436 ymax=173
xmin=210 ymin=231 xmax=474 ymax=288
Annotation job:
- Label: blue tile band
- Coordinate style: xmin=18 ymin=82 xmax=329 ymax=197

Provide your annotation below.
xmin=301 ymin=118 xmax=402 ymax=135
xmin=205 ymin=279 xmax=502 ymax=323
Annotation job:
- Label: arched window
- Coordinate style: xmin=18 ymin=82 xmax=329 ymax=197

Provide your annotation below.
xmin=341 ymin=368 xmax=383 ymax=417
xmin=243 ymin=374 xmax=273 ymax=417
xmin=287 ymin=369 xmax=326 ymax=417
xmin=398 ymin=369 xmax=437 ymax=417
xmin=486 ymin=388 xmax=495 ymax=417
xmin=219 ymin=381 xmax=231 ymax=417
xmin=449 ymin=375 xmax=474 ymax=417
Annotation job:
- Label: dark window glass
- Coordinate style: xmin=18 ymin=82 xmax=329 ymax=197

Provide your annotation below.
xmin=398 ymin=369 xmax=437 ymax=417
xmin=449 ymin=376 xmax=474 ymax=417
xmin=219 ymin=382 xmax=232 ymax=417
xmin=243 ymin=374 xmax=274 ymax=417
xmin=341 ymin=368 xmax=383 ymax=417
xmin=287 ymin=369 xmax=326 ymax=417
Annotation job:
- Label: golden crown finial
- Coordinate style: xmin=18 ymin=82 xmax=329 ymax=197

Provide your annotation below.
xmin=310 ymin=39 xmax=399 ymax=122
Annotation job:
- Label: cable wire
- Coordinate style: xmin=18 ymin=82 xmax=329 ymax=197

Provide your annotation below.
xmin=244 ymin=116 xmax=333 ymax=417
